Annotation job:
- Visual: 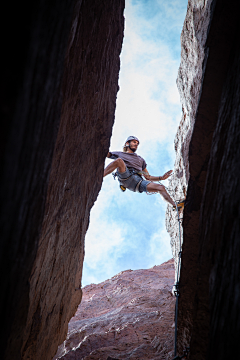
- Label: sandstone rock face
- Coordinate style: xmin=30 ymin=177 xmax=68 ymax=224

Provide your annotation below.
xmin=1 ymin=1 xmax=76 ymax=359
xmin=21 ymin=2 xmax=125 ymax=360
xmin=165 ymin=0 xmax=214 ymax=350
xmin=165 ymin=0 xmax=213 ymax=283
xmin=54 ymin=259 xmax=175 ymax=360
xmin=0 ymin=1 xmax=124 ymax=359
xmin=165 ymin=0 xmax=240 ymax=359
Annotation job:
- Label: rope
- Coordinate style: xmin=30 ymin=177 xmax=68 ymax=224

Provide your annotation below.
xmin=166 ymin=188 xmax=182 ymax=357
xmin=165 ymin=185 xmax=189 ymax=359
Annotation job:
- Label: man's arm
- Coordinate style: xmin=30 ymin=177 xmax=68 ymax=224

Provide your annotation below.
xmin=142 ymin=168 xmax=173 ymax=181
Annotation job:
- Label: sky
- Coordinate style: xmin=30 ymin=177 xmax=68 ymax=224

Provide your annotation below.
xmin=82 ymin=0 xmax=188 ymax=286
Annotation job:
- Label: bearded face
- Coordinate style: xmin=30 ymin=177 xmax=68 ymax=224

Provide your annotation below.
xmin=127 ymin=140 xmax=139 ymax=152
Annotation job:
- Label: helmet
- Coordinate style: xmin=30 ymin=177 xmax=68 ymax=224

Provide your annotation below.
xmin=124 ymin=136 xmax=140 ymax=146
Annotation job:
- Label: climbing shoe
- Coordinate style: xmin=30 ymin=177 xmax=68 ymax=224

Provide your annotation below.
xmin=120 ymin=185 xmax=126 ymax=192
xmin=173 ymin=199 xmax=185 ymax=212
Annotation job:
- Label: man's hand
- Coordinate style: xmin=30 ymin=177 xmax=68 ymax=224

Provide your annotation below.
xmin=160 ymin=170 xmax=173 ymax=180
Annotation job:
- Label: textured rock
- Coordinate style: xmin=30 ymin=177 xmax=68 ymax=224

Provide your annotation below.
xmin=201 ymin=32 xmax=240 ymax=360
xmin=0 ymin=2 xmax=77 ymax=359
xmin=166 ymin=0 xmax=215 ymax=349
xmin=165 ymin=0 xmax=213 ymax=283
xmin=54 ymin=259 xmax=175 ymax=360
xmin=21 ymin=2 xmax=125 ymax=360
xmin=0 ymin=1 xmax=124 ymax=359
xmin=165 ymin=0 xmax=240 ymax=359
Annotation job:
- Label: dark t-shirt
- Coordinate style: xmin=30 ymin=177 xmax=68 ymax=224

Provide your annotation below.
xmin=109 ymin=151 xmax=147 ymax=172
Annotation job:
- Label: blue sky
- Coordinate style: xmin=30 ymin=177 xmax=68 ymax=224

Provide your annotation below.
xmin=82 ymin=0 xmax=188 ymax=286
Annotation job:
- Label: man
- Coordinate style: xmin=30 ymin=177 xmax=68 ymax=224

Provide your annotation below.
xmin=103 ymin=136 xmax=184 ymax=211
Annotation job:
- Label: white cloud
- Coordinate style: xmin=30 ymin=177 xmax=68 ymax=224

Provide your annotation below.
xmin=111 ymin=2 xmax=182 ymax=159
xmin=148 ymin=227 xmax=173 ymax=265
xmin=82 ymin=0 xmax=188 ymax=286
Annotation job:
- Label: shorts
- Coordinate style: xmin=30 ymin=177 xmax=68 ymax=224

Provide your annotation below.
xmin=117 ymin=167 xmax=151 ymax=193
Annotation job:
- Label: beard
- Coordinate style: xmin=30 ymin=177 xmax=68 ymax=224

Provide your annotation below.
xmin=129 ymin=143 xmax=137 ymax=152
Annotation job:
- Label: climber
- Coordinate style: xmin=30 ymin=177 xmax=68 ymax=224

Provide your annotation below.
xmin=103 ymin=136 xmax=185 ymax=211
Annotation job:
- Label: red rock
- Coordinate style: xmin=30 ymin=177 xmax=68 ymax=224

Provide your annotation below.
xmin=165 ymin=0 xmax=240 ymax=359
xmin=165 ymin=0 xmax=213 ymax=282
xmin=1 ymin=1 xmax=124 ymax=360
xmin=54 ymin=259 xmax=175 ymax=360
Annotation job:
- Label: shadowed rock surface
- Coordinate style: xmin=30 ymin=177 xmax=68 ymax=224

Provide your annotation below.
xmin=54 ymin=259 xmax=175 ymax=360
xmin=166 ymin=0 xmax=240 ymax=359
xmin=0 ymin=1 xmax=124 ymax=359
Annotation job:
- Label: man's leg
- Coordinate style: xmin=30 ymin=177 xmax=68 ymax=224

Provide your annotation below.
xmin=103 ymin=158 xmax=126 ymax=177
xmin=146 ymin=182 xmax=175 ymax=206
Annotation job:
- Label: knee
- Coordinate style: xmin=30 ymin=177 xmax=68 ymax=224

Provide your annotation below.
xmin=115 ymin=158 xmax=125 ymax=167
xmin=157 ymin=184 xmax=165 ymax=192
xmin=115 ymin=158 xmax=124 ymax=165
xmin=115 ymin=158 xmax=126 ymax=172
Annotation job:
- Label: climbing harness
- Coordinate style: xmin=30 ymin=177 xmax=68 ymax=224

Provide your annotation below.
xmin=112 ymin=169 xmax=144 ymax=193
xmin=112 ymin=172 xmax=127 ymax=192
xmin=113 ymin=169 xmax=160 ymax=195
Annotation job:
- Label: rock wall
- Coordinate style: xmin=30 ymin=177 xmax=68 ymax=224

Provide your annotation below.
xmin=0 ymin=1 xmax=77 ymax=358
xmin=165 ymin=0 xmax=213 ymax=283
xmin=166 ymin=0 xmax=240 ymax=359
xmin=201 ymin=27 xmax=240 ymax=360
xmin=53 ymin=259 xmax=175 ymax=360
xmin=0 ymin=1 xmax=124 ymax=359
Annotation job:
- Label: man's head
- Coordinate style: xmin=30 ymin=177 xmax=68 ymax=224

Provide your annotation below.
xmin=123 ymin=136 xmax=140 ymax=153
